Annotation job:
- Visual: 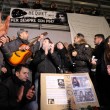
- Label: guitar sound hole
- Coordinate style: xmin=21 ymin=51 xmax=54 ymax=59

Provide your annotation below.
xmin=15 ymin=52 xmax=20 ymax=57
xmin=21 ymin=50 xmax=25 ymax=52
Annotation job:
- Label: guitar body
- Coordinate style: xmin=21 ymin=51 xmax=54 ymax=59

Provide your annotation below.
xmin=7 ymin=32 xmax=48 ymax=66
xmin=8 ymin=50 xmax=32 ymax=66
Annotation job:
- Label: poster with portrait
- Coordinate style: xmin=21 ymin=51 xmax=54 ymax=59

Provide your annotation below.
xmin=41 ymin=73 xmax=99 ymax=110
xmin=71 ymin=76 xmax=95 ymax=104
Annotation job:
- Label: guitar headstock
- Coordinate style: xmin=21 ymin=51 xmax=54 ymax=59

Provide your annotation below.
xmin=41 ymin=32 xmax=48 ymax=36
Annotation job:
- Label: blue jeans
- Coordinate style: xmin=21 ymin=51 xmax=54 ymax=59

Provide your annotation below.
xmin=23 ymin=100 xmax=38 ymax=110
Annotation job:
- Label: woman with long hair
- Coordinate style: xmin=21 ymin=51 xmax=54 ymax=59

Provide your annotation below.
xmin=72 ymin=33 xmax=92 ymax=73
xmin=55 ymin=41 xmax=74 ymax=73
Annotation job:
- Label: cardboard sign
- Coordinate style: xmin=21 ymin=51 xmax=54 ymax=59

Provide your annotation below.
xmin=41 ymin=73 xmax=99 ymax=110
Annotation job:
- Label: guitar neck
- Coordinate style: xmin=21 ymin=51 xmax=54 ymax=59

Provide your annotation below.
xmin=28 ymin=36 xmax=39 ymax=47
xmin=28 ymin=32 xmax=48 ymax=47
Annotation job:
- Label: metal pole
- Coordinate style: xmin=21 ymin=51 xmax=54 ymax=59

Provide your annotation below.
xmin=70 ymin=0 xmax=75 ymax=13
xmin=97 ymin=0 xmax=105 ymax=16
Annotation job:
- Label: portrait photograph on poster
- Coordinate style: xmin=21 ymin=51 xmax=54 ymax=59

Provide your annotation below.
xmin=48 ymin=99 xmax=55 ymax=104
xmin=57 ymin=79 xmax=65 ymax=89
xmin=71 ymin=76 xmax=90 ymax=89
xmin=71 ymin=75 xmax=96 ymax=104
xmin=73 ymin=88 xmax=95 ymax=103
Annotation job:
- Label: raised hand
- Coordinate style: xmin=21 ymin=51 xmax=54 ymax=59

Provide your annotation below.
xmin=38 ymin=34 xmax=44 ymax=42
xmin=26 ymin=85 xmax=35 ymax=100
xmin=50 ymin=43 xmax=54 ymax=54
xmin=19 ymin=44 xmax=30 ymax=50
xmin=1 ymin=67 xmax=7 ymax=73
xmin=0 ymin=36 xmax=7 ymax=45
xmin=107 ymin=65 xmax=110 ymax=75
xmin=17 ymin=86 xmax=24 ymax=102
xmin=0 ymin=12 xmax=10 ymax=37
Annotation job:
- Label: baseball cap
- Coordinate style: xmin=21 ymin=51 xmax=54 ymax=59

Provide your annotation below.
xmin=17 ymin=29 xmax=28 ymax=36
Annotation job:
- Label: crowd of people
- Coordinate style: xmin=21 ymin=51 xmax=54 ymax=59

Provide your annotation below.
xmin=18 ymin=0 xmax=61 ymax=11
xmin=17 ymin=0 xmax=100 ymax=15
xmin=0 ymin=9 xmax=110 ymax=110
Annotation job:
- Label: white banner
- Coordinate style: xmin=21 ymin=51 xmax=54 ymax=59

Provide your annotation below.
xmin=67 ymin=13 xmax=110 ymax=47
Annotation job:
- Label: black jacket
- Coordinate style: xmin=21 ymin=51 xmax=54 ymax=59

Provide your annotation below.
xmin=92 ymin=42 xmax=104 ymax=63
xmin=55 ymin=48 xmax=73 ymax=73
xmin=92 ymin=42 xmax=105 ymax=75
xmin=73 ymin=43 xmax=92 ymax=73
xmin=0 ymin=75 xmax=35 ymax=110
xmin=31 ymin=48 xmax=60 ymax=74
xmin=0 ymin=49 xmax=11 ymax=81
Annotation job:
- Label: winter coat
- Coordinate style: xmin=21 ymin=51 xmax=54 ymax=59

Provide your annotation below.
xmin=0 ymin=49 xmax=11 ymax=81
xmin=31 ymin=48 xmax=60 ymax=74
xmin=92 ymin=42 xmax=104 ymax=61
xmin=55 ymin=48 xmax=73 ymax=73
xmin=0 ymin=75 xmax=35 ymax=110
xmin=72 ymin=43 xmax=92 ymax=73
xmin=92 ymin=42 xmax=105 ymax=75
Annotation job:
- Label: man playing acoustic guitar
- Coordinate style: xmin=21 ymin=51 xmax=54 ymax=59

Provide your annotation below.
xmin=0 ymin=28 xmax=44 ymax=77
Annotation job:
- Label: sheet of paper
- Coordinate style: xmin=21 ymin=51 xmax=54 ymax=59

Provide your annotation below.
xmin=46 ymin=76 xmax=67 ymax=105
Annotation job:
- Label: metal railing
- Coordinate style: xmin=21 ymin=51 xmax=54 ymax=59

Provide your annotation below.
xmin=0 ymin=0 xmax=110 ymax=25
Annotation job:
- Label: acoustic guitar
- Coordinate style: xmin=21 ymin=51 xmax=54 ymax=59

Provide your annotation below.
xmin=8 ymin=32 xmax=48 ymax=66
